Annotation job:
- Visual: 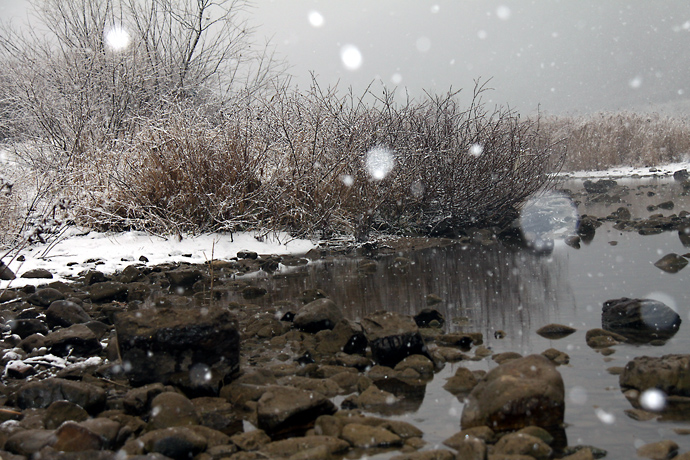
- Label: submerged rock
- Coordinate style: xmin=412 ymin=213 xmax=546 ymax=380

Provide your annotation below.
xmin=293 ymin=298 xmax=343 ymax=333
xmin=536 ymin=323 xmax=577 ymax=340
xmin=460 ymin=354 xmax=565 ymax=433
xmin=654 ymin=253 xmax=688 ymax=273
xmin=602 ymin=297 xmax=681 ymax=343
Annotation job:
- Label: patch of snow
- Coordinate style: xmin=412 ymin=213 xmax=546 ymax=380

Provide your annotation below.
xmin=560 ymin=161 xmax=690 ymax=179
xmin=1 ymin=230 xmax=316 ymax=289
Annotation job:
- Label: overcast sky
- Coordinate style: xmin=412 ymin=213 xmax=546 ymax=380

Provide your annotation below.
xmin=2 ymin=0 xmax=689 ymax=116
xmin=251 ymin=0 xmax=690 ymax=116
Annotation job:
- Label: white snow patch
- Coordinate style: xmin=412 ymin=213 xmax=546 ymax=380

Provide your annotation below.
xmin=1 ymin=230 xmax=315 ymax=289
xmin=560 ymin=161 xmax=690 ymax=179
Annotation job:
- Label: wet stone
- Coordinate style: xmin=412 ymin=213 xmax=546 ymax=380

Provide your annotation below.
xmin=256 ymin=385 xmax=337 ymax=436
xmin=27 ymin=288 xmax=65 ymax=307
xmin=43 ymin=323 xmax=102 ymax=357
xmin=15 ymin=378 xmax=106 ymax=414
xmin=340 ymin=423 xmax=402 ymax=448
xmin=21 ymin=268 xmax=53 ymax=279
xmin=602 ymin=298 xmax=681 ymax=343
xmin=654 ymin=253 xmax=688 ymax=273
xmin=637 ymin=440 xmax=679 ymax=460
xmin=88 ymin=281 xmax=128 ymax=303
xmin=536 ymin=323 xmax=577 ymax=339
xmin=293 ymin=298 xmax=343 ymax=333
xmin=361 ymin=311 xmax=429 ymax=368
xmin=45 ymin=300 xmax=91 ymax=328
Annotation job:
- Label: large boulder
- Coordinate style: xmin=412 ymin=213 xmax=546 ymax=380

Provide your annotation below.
xmin=461 ymin=354 xmax=565 ymax=433
xmin=602 ymin=298 xmax=681 ymax=343
xmin=114 ymin=306 xmax=240 ymax=389
xmin=361 ymin=311 xmax=429 ymax=367
xmin=620 ymin=354 xmax=690 ymax=397
xmin=15 ymin=378 xmax=106 ymax=414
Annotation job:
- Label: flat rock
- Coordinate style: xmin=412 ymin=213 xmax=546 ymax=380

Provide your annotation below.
xmin=654 ymin=253 xmax=688 ymax=273
xmin=45 ymin=300 xmax=91 ymax=328
xmin=637 ymin=440 xmax=679 ymax=460
xmin=536 ymin=323 xmax=577 ymax=339
xmin=44 ymin=323 xmax=102 ymax=357
xmin=260 ymin=436 xmax=350 ymax=458
xmin=340 ymin=423 xmax=402 ymax=448
xmin=89 ymin=281 xmax=128 ymax=303
xmin=21 ymin=268 xmax=53 ymax=279
xmin=620 ymin=354 xmax=690 ymax=398
xmin=27 ymin=288 xmax=64 ymax=307
xmin=493 ymin=432 xmax=552 ymax=460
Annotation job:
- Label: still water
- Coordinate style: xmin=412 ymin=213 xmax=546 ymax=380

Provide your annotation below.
xmin=242 ymin=177 xmax=690 ymax=458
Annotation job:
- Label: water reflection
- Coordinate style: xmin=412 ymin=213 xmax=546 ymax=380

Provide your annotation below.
xmin=240 ymin=241 xmax=575 ymax=348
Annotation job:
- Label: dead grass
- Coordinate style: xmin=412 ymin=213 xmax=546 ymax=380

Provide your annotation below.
xmin=542 ymin=112 xmax=690 ymax=171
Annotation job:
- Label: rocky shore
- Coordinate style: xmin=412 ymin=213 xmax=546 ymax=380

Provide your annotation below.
xmin=0 ymin=174 xmax=689 ymax=459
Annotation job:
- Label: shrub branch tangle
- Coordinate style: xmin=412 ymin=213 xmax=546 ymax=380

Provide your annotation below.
xmin=103 ymin=81 xmax=565 ymax=238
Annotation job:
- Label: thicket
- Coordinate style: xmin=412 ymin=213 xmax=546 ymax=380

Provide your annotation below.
xmin=0 ymin=0 xmax=566 ymax=249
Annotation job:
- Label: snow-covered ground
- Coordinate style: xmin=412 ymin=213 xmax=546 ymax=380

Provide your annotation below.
xmin=1 ymin=229 xmax=316 ymax=289
xmin=561 ymin=161 xmax=690 ymax=179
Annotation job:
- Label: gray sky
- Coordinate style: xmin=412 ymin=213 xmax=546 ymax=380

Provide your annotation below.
xmin=252 ymin=0 xmax=690 ymax=116
xmin=2 ymin=0 xmax=689 ymax=116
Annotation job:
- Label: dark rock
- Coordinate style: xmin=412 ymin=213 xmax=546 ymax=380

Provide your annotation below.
xmin=361 ymin=311 xmax=429 ymax=368
xmin=564 ymin=235 xmax=581 ymax=249
xmin=44 ymin=323 xmax=102 ymax=357
xmin=341 ymin=423 xmax=402 ymax=448
xmin=679 ymin=228 xmax=690 ymax=247
xmin=21 ymin=268 xmax=53 ymax=279
xmin=260 ymin=436 xmax=350 ymax=458
xmin=654 ymin=253 xmax=688 ymax=273
xmin=237 ymin=250 xmax=258 ymax=259
xmin=536 ymin=323 xmax=577 ymax=340
xmin=165 ymin=269 xmax=203 ymax=288
xmin=658 ymin=200 xmax=675 ymax=210
xmin=461 ymin=354 xmax=565 ymax=433
xmin=577 ymin=215 xmax=601 ymax=241
xmin=443 ymin=367 xmax=480 ymax=396
xmin=123 ymin=383 xmax=167 ymax=415
xmin=602 ymin=297 xmax=681 ymax=343
xmin=493 ymin=432 xmax=552 ymax=460
xmin=137 ymin=427 xmax=207 ymax=459
xmin=52 ymin=421 xmax=105 ymax=452
xmin=191 ymin=397 xmax=243 ymax=436
xmin=89 ymin=281 xmax=128 ymax=303
xmin=0 ymin=260 xmax=16 ymax=280
xmin=293 ymin=298 xmax=344 ymax=333
xmin=315 ymin=318 xmax=368 ymax=355
xmin=45 ymin=300 xmax=91 ymax=328
xmin=583 ymin=179 xmax=617 ymax=194
xmin=4 ymin=429 xmax=55 ymax=456
xmin=607 ymin=206 xmax=632 ymax=221
xmin=300 ymin=289 xmax=328 ymax=304
xmin=19 ymin=333 xmax=46 ymax=352
xmin=119 ymin=264 xmax=145 ymax=283
xmin=256 ymin=385 xmax=337 ymax=436
xmin=242 ymin=286 xmax=267 ymax=299
xmin=27 ymin=288 xmax=65 ymax=307
xmin=114 ymin=306 xmax=240 ymax=388
xmin=673 ymin=169 xmax=689 ymax=181
xmin=9 ymin=318 xmax=49 ymax=338
xmin=15 ymin=378 xmax=106 ymax=414
xmin=414 ymin=308 xmax=445 ymax=328
xmin=84 ymin=270 xmax=107 ymax=285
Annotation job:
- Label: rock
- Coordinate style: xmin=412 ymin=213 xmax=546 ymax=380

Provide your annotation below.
xmin=443 ymin=426 xmax=496 ymax=448
xmin=52 ymin=421 xmax=105 ymax=452
xmin=577 ymin=215 xmax=601 ymax=241
xmin=426 ymin=294 xmax=443 ymax=306
xmin=123 ymin=382 xmax=167 ymax=415
xmin=583 ymin=179 xmax=617 ymax=194
xmin=4 ymin=429 xmax=56 ymax=456
xmin=165 ymin=269 xmax=203 ymax=288
xmin=260 ymin=436 xmax=350 ymax=458
xmin=361 ymin=311 xmax=429 ymax=367
xmin=44 ymin=323 xmax=102 ymax=357
xmin=84 ymin=270 xmax=107 ymax=285
xmin=492 ymin=352 xmax=522 ymax=364
xmin=45 ymin=300 xmax=91 ymax=328
xmin=654 ymin=253 xmax=688 ymax=273
xmin=585 ymin=328 xmax=626 ymax=348
xmin=536 ymin=323 xmax=577 ymax=339
xmin=237 ymin=250 xmax=258 ymax=259
xmin=541 ymin=348 xmax=570 ymax=365
xmin=242 ymin=286 xmax=267 ymax=299
xmin=602 ymin=298 xmax=681 ymax=342
xmin=637 ymin=440 xmax=679 ymax=460
xmin=191 ymin=397 xmax=242 ymax=436
xmin=493 ymin=432 xmax=552 ymax=460
xmin=341 ymin=384 xmax=401 ymax=414
xmin=119 ymin=264 xmax=145 ymax=283
xmin=89 ymin=281 xmax=128 ymax=303
xmin=134 ymin=426 xmax=207 ymax=459
xmin=315 ymin=319 xmax=367 ymax=355
xmin=44 ymin=400 xmax=89 ymax=429
xmin=443 ymin=367 xmax=479 ymax=396
xmin=148 ymin=392 xmax=199 ymax=430
xmin=15 ymin=378 xmax=106 ymax=414
xmin=414 ymin=308 xmax=445 ymax=328
xmin=461 ymin=354 xmax=565 ymax=433
xmin=341 ymin=423 xmax=402 ymax=448
xmin=390 ymin=449 xmax=459 ymax=460
xmin=115 ymin=305 xmax=240 ymax=388
xmin=27 ymin=288 xmax=65 ymax=307
xmin=394 ymin=354 xmax=434 ymax=378
xmin=0 ymin=260 xmax=16 ymax=280
xmin=9 ymin=318 xmax=49 ymax=338
xmin=230 ymin=429 xmax=271 ymax=451
xmin=673 ymin=169 xmax=689 ymax=181
xmin=565 ymin=235 xmax=581 ymax=249
xmin=620 ymin=354 xmax=690 ymax=400
xmin=658 ymin=200 xmax=675 ymax=210
xmin=293 ymin=298 xmax=343 ymax=333
xmin=21 ymin=268 xmax=53 ymax=279
xmin=607 ymin=206 xmax=631 ymax=221
xmin=256 ymin=385 xmax=337 ymax=436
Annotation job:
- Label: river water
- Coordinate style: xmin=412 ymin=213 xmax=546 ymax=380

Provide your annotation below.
xmin=240 ymin=176 xmax=690 ymax=458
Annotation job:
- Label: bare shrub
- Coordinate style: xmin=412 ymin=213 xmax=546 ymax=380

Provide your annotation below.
xmin=90 ymin=80 xmax=564 ymax=239
xmin=542 ymin=112 xmax=690 ymax=171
